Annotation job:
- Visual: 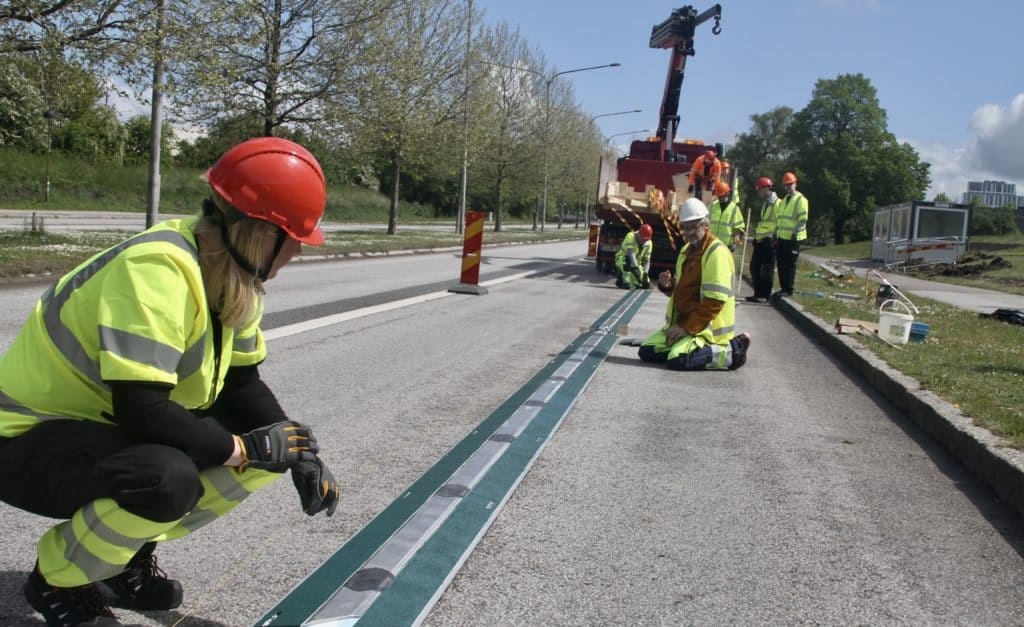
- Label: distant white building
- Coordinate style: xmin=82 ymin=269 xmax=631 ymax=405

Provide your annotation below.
xmin=962 ymin=180 xmax=1024 ymax=208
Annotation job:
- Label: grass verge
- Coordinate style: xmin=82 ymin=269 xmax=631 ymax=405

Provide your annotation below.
xmin=0 ymin=225 xmax=587 ymax=280
xmin=787 ymin=259 xmax=1024 ymax=450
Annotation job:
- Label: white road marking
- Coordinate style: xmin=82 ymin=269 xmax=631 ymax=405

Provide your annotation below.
xmin=263 ymin=270 xmax=537 ymax=341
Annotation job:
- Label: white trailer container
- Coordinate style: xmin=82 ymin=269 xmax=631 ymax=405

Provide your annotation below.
xmin=870 ymin=201 xmax=971 ymax=266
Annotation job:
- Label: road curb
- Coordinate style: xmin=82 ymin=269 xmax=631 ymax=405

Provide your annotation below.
xmin=773 ymin=295 xmax=1024 ymax=519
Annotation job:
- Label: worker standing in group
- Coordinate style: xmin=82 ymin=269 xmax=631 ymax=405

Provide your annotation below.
xmin=638 ymin=198 xmax=751 ymax=371
xmin=615 ymin=223 xmax=654 ymax=289
xmin=773 ymin=171 xmax=809 ymax=300
xmin=746 ymin=176 xmax=780 ymax=303
xmin=708 ymin=180 xmax=745 ymax=250
xmin=0 ymin=137 xmax=341 ymax=627
xmin=687 ymin=149 xmax=722 ymax=196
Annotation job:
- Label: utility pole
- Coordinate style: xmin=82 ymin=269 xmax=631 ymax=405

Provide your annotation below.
xmin=456 ymin=0 xmax=472 ymax=234
xmin=145 ymin=0 xmax=166 ymax=229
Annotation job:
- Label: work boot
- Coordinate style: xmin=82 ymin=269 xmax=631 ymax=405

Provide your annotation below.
xmin=96 ymin=542 xmax=183 ymax=611
xmin=770 ymin=290 xmax=792 ymax=302
xmin=24 ymin=564 xmax=120 ymax=626
xmin=744 ymin=296 xmax=767 ymax=304
xmin=729 ymin=332 xmax=752 ymax=370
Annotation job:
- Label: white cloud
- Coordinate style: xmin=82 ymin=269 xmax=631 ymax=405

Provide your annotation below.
xmin=970 ymin=93 xmax=1024 ymax=182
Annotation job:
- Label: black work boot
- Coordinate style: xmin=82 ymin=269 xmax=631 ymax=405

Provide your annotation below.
xmin=729 ymin=332 xmax=752 ymax=370
xmin=24 ymin=564 xmax=120 ymax=626
xmin=96 ymin=542 xmax=183 ymax=610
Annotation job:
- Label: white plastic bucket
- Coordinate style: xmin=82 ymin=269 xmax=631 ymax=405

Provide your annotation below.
xmin=878 ymin=300 xmax=914 ymax=345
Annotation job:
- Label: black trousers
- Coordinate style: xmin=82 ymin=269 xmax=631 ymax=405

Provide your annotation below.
xmin=749 ymin=238 xmax=775 ymax=298
xmin=775 ymin=238 xmax=800 ymax=293
xmin=0 ymin=420 xmax=217 ymax=523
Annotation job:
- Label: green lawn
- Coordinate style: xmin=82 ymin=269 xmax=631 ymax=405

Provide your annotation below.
xmin=787 ymin=259 xmax=1024 ymax=450
xmin=0 ymin=226 xmax=586 ymax=280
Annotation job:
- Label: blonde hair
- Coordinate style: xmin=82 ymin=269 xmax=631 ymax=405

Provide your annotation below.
xmin=195 ymin=193 xmax=281 ymax=328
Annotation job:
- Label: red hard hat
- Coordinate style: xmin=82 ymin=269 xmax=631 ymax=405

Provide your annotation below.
xmin=638 ymin=224 xmax=653 ymax=241
xmin=782 ymin=171 xmax=798 ymax=185
xmin=713 ymin=180 xmax=731 ymax=197
xmin=756 ymin=176 xmax=773 ymax=190
xmin=704 ymin=150 xmax=716 ymax=162
xmin=207 ymin=137 xmax=327 ymax=246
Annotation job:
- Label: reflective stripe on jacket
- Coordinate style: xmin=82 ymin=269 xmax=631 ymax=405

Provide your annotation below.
xmin=0 ymin=218 xmax=267 ymax=438
xmin=708 ymin=199 xmax=745 ymax=242
xmin=615 ymin=231 xmax=653 ymax=271
xmin=755 ymin=196 xmax=781 ymax=238
xmin=776 ymin=191 xmax=809 ymax=241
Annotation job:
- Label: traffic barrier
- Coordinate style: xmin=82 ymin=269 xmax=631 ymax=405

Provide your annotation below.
xmin=587 ymin=224 xmax=599 ymax=257
xmin=448 ymin=210 xmax=489 ymax=295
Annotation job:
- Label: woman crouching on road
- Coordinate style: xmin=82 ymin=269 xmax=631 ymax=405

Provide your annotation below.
xmin=0 ymin=137 xmax=340 ymax=627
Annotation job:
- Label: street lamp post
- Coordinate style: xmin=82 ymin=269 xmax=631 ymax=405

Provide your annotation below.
xmin=590 ymin=109 xmax=642 ymax=124
xmin=540 ymin=62 xmax=621 ymax=232
xmin=43 ymin=110 xmax=56 ymax=203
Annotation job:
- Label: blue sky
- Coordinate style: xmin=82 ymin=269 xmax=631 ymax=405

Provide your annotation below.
xmin=475 ymin=0 xmax=1024 ymax=200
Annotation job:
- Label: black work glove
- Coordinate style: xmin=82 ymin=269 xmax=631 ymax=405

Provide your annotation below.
xmin=291 ymin=456 xmax=340 ymax=516
xmin=238 ymin=420 xmax=318 ymax=472
xmin=687 ymin=184 xmax=694 ymax=193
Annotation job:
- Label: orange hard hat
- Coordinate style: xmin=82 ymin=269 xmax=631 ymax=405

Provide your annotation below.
xmin=207 ymin=137 xmax=327 ymax=246
xmin=704 ymin=149 xmax=716 ymax=162
xmin=638 ymin=224 xmax=653 ymax=241
xmin=756 ymin=176 xmax=773 ymax=190
xmin=782 ymin=171 xmax=798 ymax=185
xmin=714 ymin=180 xmax=731 ymax=197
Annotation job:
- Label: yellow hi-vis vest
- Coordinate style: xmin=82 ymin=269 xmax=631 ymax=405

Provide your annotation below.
xmin=708 ymin=198 xmax=745 ymax=242
xmin=615 ymin=230 xmax=653 ymax=270
xmin=664 ymin=236 xmax=735 ymax=345
xmin=776 ymin=191 xmax=809 ymax=241
xmin=755 ymin=196 xmax=781 ymax=238
xmin=0 ymin=218 xmax=267 ymax=438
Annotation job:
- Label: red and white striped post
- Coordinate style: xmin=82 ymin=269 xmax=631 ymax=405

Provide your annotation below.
xmin=448 ymin=210 xmax=489 ymax=295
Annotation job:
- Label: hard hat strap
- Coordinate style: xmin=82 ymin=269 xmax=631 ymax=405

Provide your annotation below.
xmin=204 ymin=198 xmax=286 ymax=281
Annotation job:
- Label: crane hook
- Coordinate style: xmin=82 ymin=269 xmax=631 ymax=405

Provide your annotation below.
xmin=712 ymin=15 xmax=722 ymax=35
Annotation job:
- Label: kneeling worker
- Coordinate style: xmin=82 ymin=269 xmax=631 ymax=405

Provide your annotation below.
xmin=615 ymin=223 xmax=654 ymax=289
xmin=638 ymin=198 xmax=751 ymax=370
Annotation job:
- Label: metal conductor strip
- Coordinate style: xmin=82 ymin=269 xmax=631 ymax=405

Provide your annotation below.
xmin=260 ymin=290 xmax=650 ymax=627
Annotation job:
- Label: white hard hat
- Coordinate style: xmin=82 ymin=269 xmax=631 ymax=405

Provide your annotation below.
xmin=678 ymin=197 xmax=709 ymax=223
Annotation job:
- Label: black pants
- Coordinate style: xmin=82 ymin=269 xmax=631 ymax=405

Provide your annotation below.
xmin=749 ymin=238 xmax=775 ymax=298
xmin=775 ymin=238 xmax=800 ymax=293
xmin=0 ymin=420 xmax=215 ymax=522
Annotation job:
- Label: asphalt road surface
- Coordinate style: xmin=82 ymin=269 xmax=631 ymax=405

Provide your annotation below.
xmin=1 ymin=240 xmax=1022 ymax=626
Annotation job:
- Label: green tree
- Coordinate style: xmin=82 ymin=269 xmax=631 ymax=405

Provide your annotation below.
xmin=340 ymin=0 xmax=468 ymax=234
xmin=123 ymin=115 xmax=176 ymax=165
xmin=54 ymin=104 xmax=127 ymax=164
xmin=787 ymin=73 xmax=929 ymax=243
xmin=933 ymin=192 xmax=952 ymax=203
xmin=167 ymin=0 xmax=392 ymax=137
xmin=0 ymin=1 xmax=148 ymax=58
xmin=472 ymin=24 xmax=548 ymax=230
xmin=727 ymin=106 xmax=793 ymax=214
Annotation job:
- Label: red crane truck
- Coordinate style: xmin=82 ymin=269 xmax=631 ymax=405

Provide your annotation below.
xmin=594 ymin=4 xmax=729 ymax=277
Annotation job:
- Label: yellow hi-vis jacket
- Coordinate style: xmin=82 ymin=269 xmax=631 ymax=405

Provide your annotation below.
xmin=708 ymin=198 xmax=745 ymax=243
xmin=664 ymin=236 xmax=735 ymax=345
xmin=755 ymin=194 xmax=781 ymax=238
xmin=615 ymin=230 xmax=653 ymax=272
xmin=776 ymin=190 xmax=809 ymax=241
xmin=0 ymin=218 xmax=266 ymax=438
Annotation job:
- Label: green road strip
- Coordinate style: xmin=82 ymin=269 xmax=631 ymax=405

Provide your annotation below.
xmin=256 ymin=289 xmax=650 ymax=627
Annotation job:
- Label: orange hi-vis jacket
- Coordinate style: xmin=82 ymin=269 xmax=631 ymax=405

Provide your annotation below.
xmin=687 ymin=155 xmax=722 ymax=188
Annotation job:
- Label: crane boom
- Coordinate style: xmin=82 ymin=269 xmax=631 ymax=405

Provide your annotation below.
xmin=649 ymin=4 xmax=722 ymax=160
